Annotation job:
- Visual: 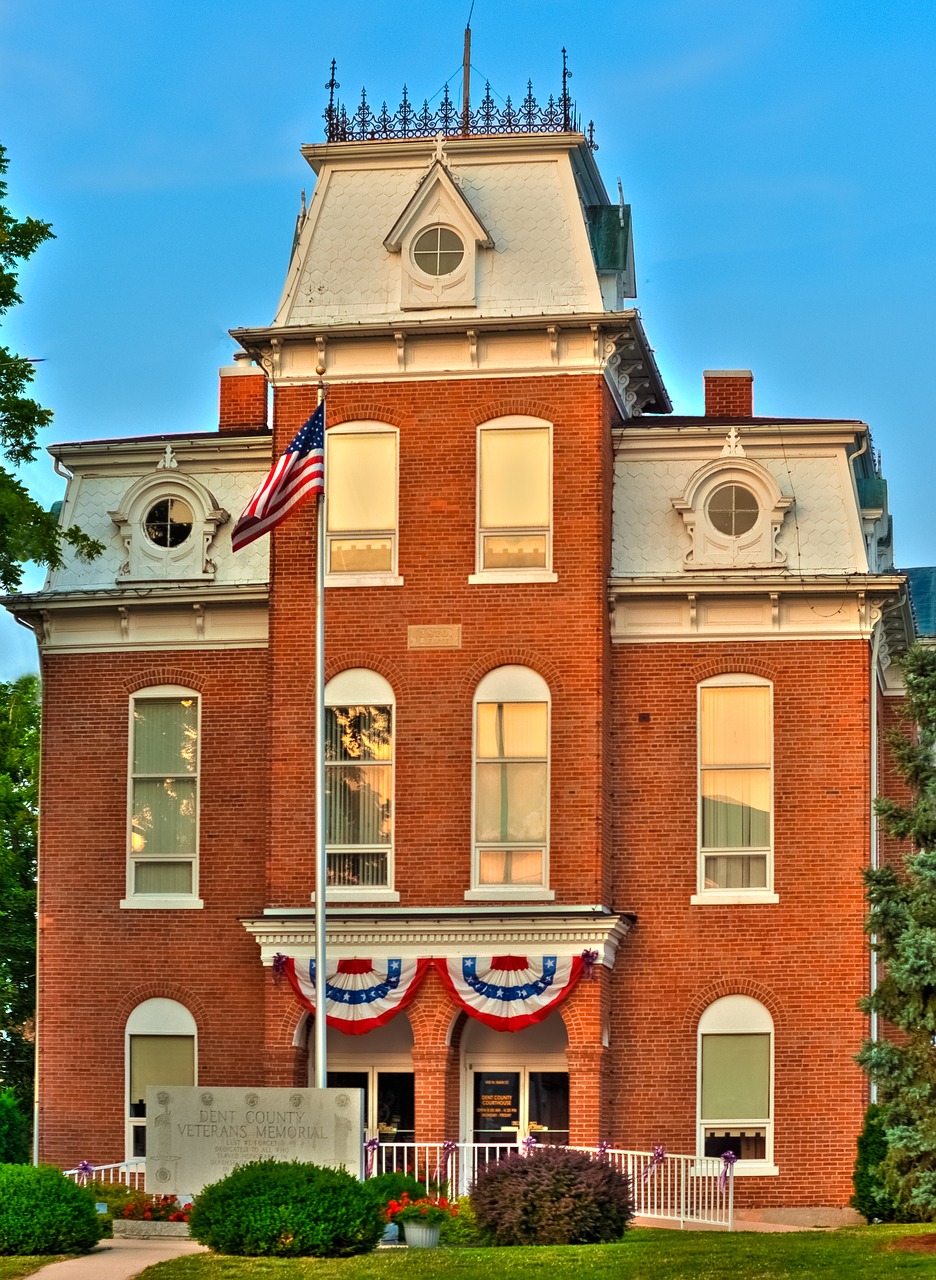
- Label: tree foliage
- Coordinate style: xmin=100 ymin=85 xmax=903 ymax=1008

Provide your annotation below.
xmin=0 ymin=674 xmax=38 ymax=1127
xmin=0 ymin=144 xmax=102 ymax=592
xmin=858 ymin=644 xmax=936 ymax=1219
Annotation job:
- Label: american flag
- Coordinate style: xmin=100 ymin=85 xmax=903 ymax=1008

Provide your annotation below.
xmin=231 ymin=401 xmax=325 ymax=552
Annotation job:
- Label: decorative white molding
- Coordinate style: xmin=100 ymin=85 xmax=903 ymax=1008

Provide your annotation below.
xmin=109 ymin=471 xmax=229 ymax=584
xmin=672 ymin=455 xmax=793 ymax=570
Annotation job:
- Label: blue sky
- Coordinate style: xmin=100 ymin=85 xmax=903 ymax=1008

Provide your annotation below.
xmin=1 ymin=0 xmax=935 ymax=677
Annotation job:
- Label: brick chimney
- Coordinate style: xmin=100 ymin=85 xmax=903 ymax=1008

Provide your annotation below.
xmin=703 ymin=369 xmax=754 ymax=418
xmin=219 ymin=351 xmax=268 ymax=432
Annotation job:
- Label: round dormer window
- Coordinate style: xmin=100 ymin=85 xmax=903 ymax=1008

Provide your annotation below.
xmin=412 ymin=226 xmax=464 ymax=276
xmin=144 ymin=498 xmax=194 ymax=547
xmin=707 ymin=484 xmax=759 ymax=537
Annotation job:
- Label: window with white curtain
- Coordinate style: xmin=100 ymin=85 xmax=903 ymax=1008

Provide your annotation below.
xmin=125 ymin=687 xmax=201 ymax=907
xmin=324 ymin=669 xmax=394 ymax=895
xmin=126 ymin=998 xmax=196 ymax=1159
xmin=473 ymin=417 xmax=555 ymax=580
xmin=472 ymin=666 xmax=550 ymax=894
xmin=698 ymin=995 xmax=774 ymax=1170
xmin=325 ymin=425 xmax=399 ymax=582
xmin=698 ymin=675 xmax=772 ymax=895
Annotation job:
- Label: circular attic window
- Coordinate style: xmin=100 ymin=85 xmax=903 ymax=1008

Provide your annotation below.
xmin=707 ymin=484 xmax=759 ymax=537
xmin=144 ymin=498 xmax=194 ymax=547
xmin=412 ymin=226 xmax=464 ymax=276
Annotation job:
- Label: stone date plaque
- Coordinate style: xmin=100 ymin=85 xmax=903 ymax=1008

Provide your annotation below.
xmin=145 ymin=1085 xmax=363 ymax=1193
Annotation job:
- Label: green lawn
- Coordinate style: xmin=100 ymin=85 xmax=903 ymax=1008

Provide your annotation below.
xmin=133 ymin=1226 xmax=936 ymax=1280
xmin=0 ymin=1260 xmax=67 ymax=1280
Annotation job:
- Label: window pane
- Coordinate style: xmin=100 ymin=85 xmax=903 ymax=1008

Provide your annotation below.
xmin=477 ymin=702 xmax=547 ymax=758
xmin=327 ymin=433 xmax=396 ymax=533
xmin=701 ymin=1033 xmax=770 ymax=1120
xmin=476 ymin=762 xmax=547 ymax=842
xmin=328 ymin=537 xmax=392 ymax=573
xmin=701 ymin=771 xmax=770 ymax=848
xmin=478 ymin=848 xmax=544 ymax=885
xmin=480 ymin=428 xmax=549 ymax=529
xmin=129 ymin=1035 xmax=194 ymax=1109
xmin=326 ymin=763 xmax=392 ymax=845
xmin=528 ymin=1071 xmax=570 ymax=1144
xmin=132 ymin=778 xmax=197 ymax=856
xmin=704 ymin=854 xmax=767 ymax=890
xmin=134 ymin=860 xmax=194 ymax=895
xmin=700 ymin=687 xmax=769 ymax=766
xmin=326 ymin=707 xmax=392 ymax=763
xmin=327 ymin=850 xmax=389 ymax=888
xmin=704 ymin=1127 xmax=766 ymax=1160
xmin=133 ymin=699 xmax=197 ymax=774
xmin=482 ymin=534 xmax=547 ymax=570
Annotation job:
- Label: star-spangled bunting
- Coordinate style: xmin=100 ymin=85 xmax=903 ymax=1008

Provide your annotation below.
xmin=282 ymin=955 xmax=430 ymax=1035
xmin=434 ymin=954 xmax=585 ymax=1031
xmin=231 ymin=401 xmax=325 ymax=552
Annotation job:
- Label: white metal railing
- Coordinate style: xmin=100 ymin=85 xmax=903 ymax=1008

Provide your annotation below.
xmin=366 ymin=1142 xmax=733 ymax=1230
xmin=64 ymin=1160 xmax=146 ymax=1190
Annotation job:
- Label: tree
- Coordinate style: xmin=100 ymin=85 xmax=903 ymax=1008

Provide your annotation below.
xmin=0 ymin=144 xmax=101 ymax=592
xmin=0 ymin=674 xmax=39 ymax=1144
xmin=858 ymin=643 xmax=936 ymax=1220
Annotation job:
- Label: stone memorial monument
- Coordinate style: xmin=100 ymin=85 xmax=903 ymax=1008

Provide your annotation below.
xmin=145 ymin=1086 xmax=364 ymax=1194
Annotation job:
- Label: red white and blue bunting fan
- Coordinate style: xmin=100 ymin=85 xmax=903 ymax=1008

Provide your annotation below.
xmin=434 ymin=954 xmax=585 ymax=1031
xmin=280 ymin=956 xmax=430 ymax=1035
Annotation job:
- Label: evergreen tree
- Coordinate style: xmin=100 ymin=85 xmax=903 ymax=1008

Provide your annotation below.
xmin=858 ymin=643 xmax=936 ymax=1219
xmin=0 ymin=144 xmax=101 ymax=591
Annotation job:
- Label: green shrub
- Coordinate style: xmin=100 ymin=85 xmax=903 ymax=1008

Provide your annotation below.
xmin=851 ymin=1103 xmax=899 ymax=1222
xmin=188 ymin=1160 xmax=383 ymax=1257
xmin=470 ymin=1147 xmax=633 ymax=1247
xmin=0 ymin=1090 xmax=29 ymax=1165
xmin=439 ymin=1195 xmax=486 ymax=1246
xmin=362 ymin=1171 xmax=428 ymax=1206
xmin=0 ymin=1164 xmax=103 ymax=1255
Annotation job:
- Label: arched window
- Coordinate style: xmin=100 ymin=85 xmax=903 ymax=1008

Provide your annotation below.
xmin=325 ymin=423 xmax=401 ymax=586
xmin=471 ymin=416 xmax=557 ymax=583
xmin=124 ymin=686 xmax=202 ymax=909
xmin=324 ymin=670 xmax=397 ymax=899
xmin=470 ymin=666 xmax=553 ymax=899
xmin=125 ymin=998 xmax=196 ymax=1159
xmin=697 ymin=995 xmax=775 ymax=1171
xmin=696 ymin=674 xmax=775 ymax=902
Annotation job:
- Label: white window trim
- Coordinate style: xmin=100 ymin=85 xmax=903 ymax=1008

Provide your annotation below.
xmin=696 ymin=672 xmax=775 ymax=902
xmin=321 ymin=669 xmax=397 ymax=901
xmin=125 ymin=998 xmax=197 ymax=1162
xmin=696 ymin=995 xmax=777 ymax=1175
xmin=122 ymin=685 xmax=203 ymax=910
xmin=468 ymin=665 xmax=552 ymax=900
xmin=471 ymin=417 xmax=556 ymax=584
xmin=324 ymin=422 xmax=403 ymax=587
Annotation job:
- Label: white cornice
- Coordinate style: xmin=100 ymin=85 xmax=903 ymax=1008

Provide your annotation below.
xmin=49 ymin=434 xmax=272 ymax=472
xmin=299 ymin=132 xmax=589 ymax=172
xmin=241 ymin=910 xmax=633 ymax=969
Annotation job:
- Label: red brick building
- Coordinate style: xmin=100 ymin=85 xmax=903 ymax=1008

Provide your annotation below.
xmin=5 ymin=76 xmax=913 ymax=1222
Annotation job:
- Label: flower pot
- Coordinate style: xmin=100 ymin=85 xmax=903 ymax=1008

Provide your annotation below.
xmin=402 ymin=1221 xmax=442 ymax=1248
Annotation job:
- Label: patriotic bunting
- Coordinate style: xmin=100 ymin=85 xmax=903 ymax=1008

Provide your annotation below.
xmin=283 ymin=956 xmax=429 ymax=1035
xmin=434 ymin=954 xmax=584 ymax=1031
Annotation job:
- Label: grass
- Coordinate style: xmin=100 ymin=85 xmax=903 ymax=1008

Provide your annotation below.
xmin=132 ymin=1226 xmax=936 ymax=1280
xmin=0 ymin=1261 xmax=67 ymax=1279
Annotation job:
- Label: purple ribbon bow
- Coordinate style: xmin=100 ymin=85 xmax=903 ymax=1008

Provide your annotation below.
xmin=272 ymin=953 xmax=288 ymax=986
xmin=522 ymin=1134 xmax=538 ymax=1155
xmin=365 ymin=1135 xmax=379 ymax=1177
xmin=76 ymin=1159 xmax=94 ymax=1185
xmin=642 ymin=1144 xmax=666 ymax=1182
xmin=596 ymin=1139 xmax=611 ymax=1159
xmin=581 ymin=949 xmax=600 ymax=979
xmin=718 ymin=1150 xmax=737 ymax=1191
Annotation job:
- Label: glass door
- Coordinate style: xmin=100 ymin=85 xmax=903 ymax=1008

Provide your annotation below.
xmin=327 ymin=1068 xmax=414 ymax=1143
xmin=471 ymin=1068 xmax=568 ymax=1146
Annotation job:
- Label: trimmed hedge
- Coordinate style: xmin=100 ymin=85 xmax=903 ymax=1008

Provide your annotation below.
xmin=0 ymin=1164 xmax=103 ymax=1255
xmin=362 ymin=1171 xmax=429 ymax=1206
xmin=187 ymin=1160 xmax=384 ymax=1257
xmin=852 ymin=1104 xmax=899 ymax=1222
xmin=471 ymin=1146 xmax=633 ymax=1247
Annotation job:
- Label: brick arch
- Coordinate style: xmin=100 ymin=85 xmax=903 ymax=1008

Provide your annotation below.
xmin=322 ymin=652 xmax=409 ymax=701
xmin=121 ymin=668 xmax=207 ymax=695
xmin=327 ymin=405 xmax=408 ymax=430
xmin=282 ymin=1004 xmax=309 ymax=1048
xmin=689 ymin=656 xmax=776 ymax=685
xmin=681 ymin=980 xmax=786 ymax=1036
xmin=408 ymin=968 xmax=460 ymax=1049
xmin=472 ymin=400 xmax=561 ymax=425
xmin=460 ymin=651 xmax=565 ymax=700
xmin=113 ymin=984 xmax=211 ymax=1035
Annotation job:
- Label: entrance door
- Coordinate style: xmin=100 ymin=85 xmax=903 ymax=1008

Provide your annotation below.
xmin=327 ymin=1069 xmax=415 ymax=1143
xmin=471 ymin=1067 xmax=569 ymax=1145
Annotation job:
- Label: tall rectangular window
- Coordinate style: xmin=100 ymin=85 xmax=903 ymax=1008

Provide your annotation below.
xmin=698 ymin=995 xmax=773 ymax=1166
xmin=129 ymin=693 xmax=199 ymax=899
xmin=478 ymin=422 xmax=551 ymax=573
xmin=128 ymin=1034 xmax=195 ymax=1157
xmin=326 ymin=429 xmax=397 ymax=576
xmin=475 ymin=700 xmax=548 ymax=887
xmin=325 ymin=704 xmax=393 ymax=889
xmin=699 ymin=679 xmax=771 ymax=892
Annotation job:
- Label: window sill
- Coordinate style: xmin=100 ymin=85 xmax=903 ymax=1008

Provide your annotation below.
xmin=464 ymin=887 xmax=556 ymax=901
xmin=468 ymin=571 xmax=558 ymax=585
xmin=690 ymin=892 xmax=779 ymax=905
xmin=692 ymin=1161 xmax=779 ymax=1178
xmin=325 ymin=573 xmax=404 ymax=588
xmin=120 ymin=896 xmax=204 ymax=910
xmin=310 ymin=889 xmax=401 ymax=903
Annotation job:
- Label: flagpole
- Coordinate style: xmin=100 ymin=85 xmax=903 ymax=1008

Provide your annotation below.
xmin=313 ymin=384 xmax=328 ymax=1089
